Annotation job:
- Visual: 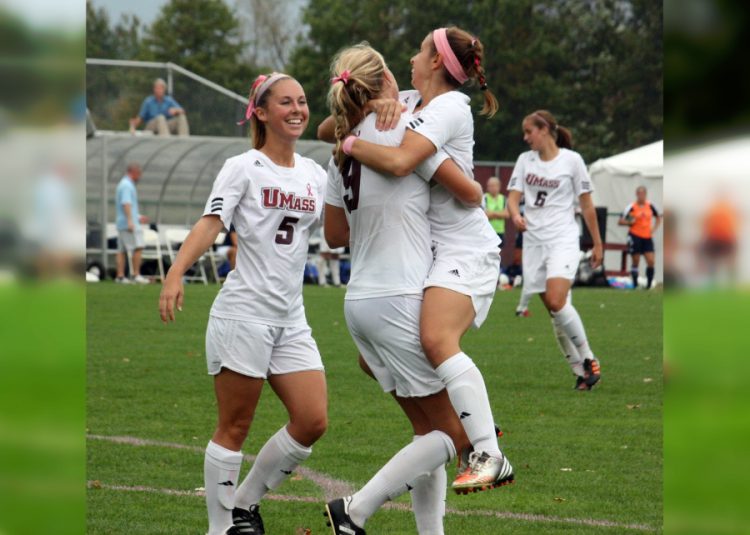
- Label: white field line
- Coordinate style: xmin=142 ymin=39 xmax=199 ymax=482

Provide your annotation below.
xmin=87 ymin=434 xmax=658 ymax=532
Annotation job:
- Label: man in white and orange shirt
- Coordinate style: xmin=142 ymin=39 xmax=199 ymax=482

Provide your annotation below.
xmin=619 ymin=186 xmax=661 ymax=289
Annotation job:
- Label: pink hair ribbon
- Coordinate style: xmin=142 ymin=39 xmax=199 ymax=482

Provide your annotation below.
xmin=433 ymin=28 xmax=469 ymax=84
xmin=331 ymin=70 xmax=351 ymax=85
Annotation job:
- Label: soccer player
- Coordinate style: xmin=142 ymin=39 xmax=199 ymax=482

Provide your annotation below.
xmin=159 ymin=73 xmax=328 ymax=535
xmin=619 ymin=186 xmax=661 ymax=289
xmin=337 ymin=27 xmax=514 ymax=494
xmin=323 ymin=43 xmax=498 ymax=535
xmin=507 ymin=110 xmax=603 ymax=391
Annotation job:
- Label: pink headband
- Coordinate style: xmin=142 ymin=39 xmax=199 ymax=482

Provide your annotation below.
xmin=433 ymin=28 xmax=468 ymax=85
xmin=238 ymin=73 xmax=291 ymax=124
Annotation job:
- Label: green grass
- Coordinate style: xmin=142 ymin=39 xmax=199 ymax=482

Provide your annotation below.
xmin=664 ymin=290 xmax=750 ymax=535
xmin=87 ymin=283 xmax=662 ymax=534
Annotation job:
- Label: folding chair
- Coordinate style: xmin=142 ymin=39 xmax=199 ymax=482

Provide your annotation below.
xmin=164 ymin=227 xmax=208 ymax=284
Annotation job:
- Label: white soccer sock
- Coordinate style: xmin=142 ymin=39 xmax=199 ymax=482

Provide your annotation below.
xmin=551 ymin=303 xmax=596 ymax=361
xmin=551 ymin=318 xmax=585 ymax=376
xmin=234 ymin=425 xmax=312 ymax=510
xmin=204 ymin=440 xmax=243 ymax=535
xmin=348 ymin=430 xmax=455 ymax=528
xmin=330 ymin=258 xmax=341 ymax=286
xmin=517 ymin=288 xmax=532 ymax=311
xmin=316 ymin=257 xmax=328 ymax=285
xmin=409 ymin=436 xmax=447 ymax=535
xmin=435 ymin=353 xmax=501 ymax=458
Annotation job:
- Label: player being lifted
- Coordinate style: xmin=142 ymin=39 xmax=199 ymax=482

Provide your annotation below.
xmin=334 ymin=26 xmax=514 ymax=495
xmin=159 ymin=73 xmax=328 ymax=535
xmin=507 ymin=110 xmax=603 ymax=391
xmin=323 ymin=42 xmax=507 ymax=535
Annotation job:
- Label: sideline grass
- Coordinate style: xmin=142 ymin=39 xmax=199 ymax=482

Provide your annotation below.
xmin=87 ymin=283 xmax=662 ymax=534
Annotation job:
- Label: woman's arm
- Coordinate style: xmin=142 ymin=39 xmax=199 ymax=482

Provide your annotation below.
xmin=652 ymin=214 xmax=662 ymax=235
xmin=317 ymin=99 xmax=404 ymax=143
xmin=431 ymin=159 xmax=483 ymax=207
xmin=317 ymin=116 xmax=336 ymax=143
xmin=159 ymin=215 xmax=225 ymax=323
xmin=579 ymin=193 xmax=603 ymax=269
xmin=324 ymin=204 xmax=349 ymax=249
xmin=507 ymin=190 xmax=527 ymax=232
xmin=349 ymin=129 xmax=436 ymax=177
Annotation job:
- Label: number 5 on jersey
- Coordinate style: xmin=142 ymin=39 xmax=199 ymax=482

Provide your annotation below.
xmin=275 ymin=216 xmax=299 ymax=244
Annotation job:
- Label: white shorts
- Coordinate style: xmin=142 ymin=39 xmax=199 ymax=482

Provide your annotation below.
xmin=345 ymin=296 xmax=443 ymax=398
xmin=424 ymin=243 xmax=500 ymax=328
xmin=117 ymin=229 xmax=145 ymax=252
xmin=522 ymin=243 xmax=580 ymax=294
xmin=205 ymin=316 xmax=324 ymax=379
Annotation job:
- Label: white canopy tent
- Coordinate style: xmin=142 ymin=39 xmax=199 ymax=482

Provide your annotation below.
xmin=664 ymin=137 xmax=750 ymax=284
xmin=589 ymin=140 xmax=664 ymax=282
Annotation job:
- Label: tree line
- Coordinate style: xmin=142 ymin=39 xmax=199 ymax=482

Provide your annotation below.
xmin=87 ymin=0 xmax=662 ymax=162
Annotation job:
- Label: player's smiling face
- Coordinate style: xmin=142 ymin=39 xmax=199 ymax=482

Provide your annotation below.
xmin=256 ymin=78 xmax=309 ymax=141
xmin=522 ymin=119 xmax=546 ymax=151
xmin=410 ymin=34 xmax=435 ymax=91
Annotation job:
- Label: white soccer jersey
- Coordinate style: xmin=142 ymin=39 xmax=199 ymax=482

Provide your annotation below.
xmin=204 ymin=149 xmax=327 ymax=326
xmin=326 ymin=111 xmax=441 ymax=300
xmin=508 ymin=148 xmax=593 ymax=246
xmin=405 ymin=90 xmax=499 ymax=250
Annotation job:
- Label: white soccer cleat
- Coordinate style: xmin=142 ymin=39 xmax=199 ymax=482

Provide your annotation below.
xmin=452 ymin=451 xmax=514 ymax=494
xmin=133 ymin=274 xmax=150 ymax=284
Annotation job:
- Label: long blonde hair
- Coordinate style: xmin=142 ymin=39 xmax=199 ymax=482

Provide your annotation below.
xmin=327 ymin=43 xmax=388 ymax=170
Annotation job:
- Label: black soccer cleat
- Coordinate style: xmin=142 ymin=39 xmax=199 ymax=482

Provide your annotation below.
xmin=231 ymin=504 xmax=265 ymax=534
xmin=575 ymin=358 xmax=601 ymax=390
xmin=324 ymin=496 xmax=366 ymax=535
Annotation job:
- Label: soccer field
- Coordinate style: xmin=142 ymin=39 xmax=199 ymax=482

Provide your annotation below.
xmin=87 ymin=284 xmax=662 ymax=534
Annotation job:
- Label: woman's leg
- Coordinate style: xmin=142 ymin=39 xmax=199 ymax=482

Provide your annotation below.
xmin=420 ymin=287 xmax=502 ymax=459
xmin=359 ymin=355 xmax=452 ymax=535
xmin=205 ymin=369 xmax=264 ymax=535
xmin=630 ymin=252 xmax=642 ymax=288
xmin=541 ymin=278 xmax=601 ymax=389
xmin=644 ymin=251 xmax=656 ymax=288
xmin=344 ymin=389 xmax=467 ymax=529
xmin=234 ymin=370 xmax=327 ymax=510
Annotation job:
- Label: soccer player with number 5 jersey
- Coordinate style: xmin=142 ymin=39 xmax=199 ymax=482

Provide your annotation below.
xmin=159 ymin=73 xmax=328 ymax=535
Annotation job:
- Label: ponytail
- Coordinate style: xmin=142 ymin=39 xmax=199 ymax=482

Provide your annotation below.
xmin=430 ymin=27 xmax=499 ymax=117
xmin=327 ymin=43 xmax=388 ymax=171
xmin=525 ymin=110 xmax=573 ymax=149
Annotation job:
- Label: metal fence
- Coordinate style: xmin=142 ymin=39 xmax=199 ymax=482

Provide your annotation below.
xmin=86 ymin=59 xmax=249 ymax=137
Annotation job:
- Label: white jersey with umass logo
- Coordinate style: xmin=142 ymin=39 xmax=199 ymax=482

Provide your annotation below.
xmin=204 ymin=149 xmax=326 ymax=326
xmin=404 ymin=90 xmax=499 ymax=250
xmin=508 ymin=148 xmax=593 ymax=247
xmin=326 ymin=112 xmax=442 ymax=300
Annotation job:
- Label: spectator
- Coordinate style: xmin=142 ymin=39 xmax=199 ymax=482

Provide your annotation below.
xmin=700 ymin=194 xmax=739 ymax=286
xmin=129 ymin=78 xmax=190 ymax=137
xmin=619 ymin=186 xmax=661 ymax=289
xmin=115 ymin=163 xmax=150 ymax=284
xmin=483 ymin=176 xmax=509 ymax=244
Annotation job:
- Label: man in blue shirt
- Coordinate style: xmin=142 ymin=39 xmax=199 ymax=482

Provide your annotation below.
xmin=129 ymin=78 xmax=190 ymax=136
xmin=115 ymin=163 xmax=150 ymax=283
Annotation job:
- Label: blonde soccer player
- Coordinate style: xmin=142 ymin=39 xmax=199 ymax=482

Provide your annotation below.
xmin=507 ymin=109 xmax=603 ymax=390
xmin=322 ymin=42 xmax=500 ymax=535
xmin=159 ymin=73 xmax=328 ymax=535
xmin=331 ymin=27 xmax=514 ymax=494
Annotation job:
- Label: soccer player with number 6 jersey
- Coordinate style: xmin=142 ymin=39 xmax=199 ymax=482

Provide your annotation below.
xmin=507 ymin=110 xmax=603 ymax=391
xmin=159 ymin=73 xmax=328 ymax=535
